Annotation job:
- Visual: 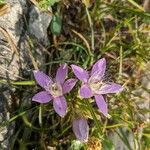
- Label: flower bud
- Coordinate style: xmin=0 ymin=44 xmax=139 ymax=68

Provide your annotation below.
xmin=72 ymin=118 xmax=89 ymax=142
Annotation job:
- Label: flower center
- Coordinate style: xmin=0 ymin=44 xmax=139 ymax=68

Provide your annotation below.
xmin=88 ymin=78 xmax=102 ymax=93
xmin=49 ymin=82 xmax=63 ymax=97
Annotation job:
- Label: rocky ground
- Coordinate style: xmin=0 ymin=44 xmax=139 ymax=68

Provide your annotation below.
xmin=0 ymin=0 xmax=52 ymax=149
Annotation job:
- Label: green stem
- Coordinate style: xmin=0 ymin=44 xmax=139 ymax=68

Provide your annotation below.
xmin=85 ymin=100 xmax=103 ymax=139
xmin=119 ymin=46 xmax=123 ymax=79
xmin=85 ymin=7 xmax=94 ymax=65
xmin=39 ymin=104 xmax=43 ymax=127
xmin=0 ymin=106 xmax=39 ymax=129
xmin=86 ymin=7 xmax=94 ymax=51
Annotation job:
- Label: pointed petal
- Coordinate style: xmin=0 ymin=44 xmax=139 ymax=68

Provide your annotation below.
xmin=33 ymin=70 xmax=53 ymax=89
xmin=98 ymin=82 xmax=123 ymax=94
xmin=56 ymin=64 xmax=68 ymax=84
xmin=80 ymin=84 xmax=93 ymax=98
xmin=72 ymin=118 xmax=89 ymax=142
xmin=63 ymin=78 xmax=77 ymax=94
xmin=91 ymin=58 xmax=106 ymax=80
xmin=53 ymin=96 xmax=67 ymax=117
xmin=71 ymin=65 xmax=89 ymax=82
xmin=32 ymin=91 xmax=52 ymax=103
xmin=95 ymin=95 xmax=108 ymax=116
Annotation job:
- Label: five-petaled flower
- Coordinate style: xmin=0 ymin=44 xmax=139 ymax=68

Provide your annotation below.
xmin=32 ymin=64 xmax=77 ymax=117
xmin=71 ymin=58 xmax=123 ymax=116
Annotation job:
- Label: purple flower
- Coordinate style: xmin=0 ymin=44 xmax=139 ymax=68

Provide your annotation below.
xmin=71 ymin=58 xmax=123 ymax=116
xmin=72 ymin=118 xmax=89 ymax=142
xmin=32 ymin=64 xmax=77 ymax=117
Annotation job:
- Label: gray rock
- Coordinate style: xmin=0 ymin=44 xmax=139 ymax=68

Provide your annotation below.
xmin=29 ymin=5 xmax=52 ymax=46
xmin=0 ymin=0 xmax=25 ymax=80
xmin=0 ymin=0 xmax=52 ymax=148
xmin=109 ymin=128 xmax=135 ymax=150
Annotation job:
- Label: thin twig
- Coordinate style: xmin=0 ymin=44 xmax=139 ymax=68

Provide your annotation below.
xmin=0 ymin=27 xmax=19 ymax=59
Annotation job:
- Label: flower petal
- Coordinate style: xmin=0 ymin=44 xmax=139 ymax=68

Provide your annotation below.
xmin=95 ymin=95 xmax=108 ymax=116
xmin=80 ymin=84 xmax=93 ymax=98
xmin=56 ymin=64 xmax=68 ymax=84
xmin=91 ymin=58 xmax=106 ymax=80
xmin=72 ymin=118 xmax=89 ymax=142
xmin=98 ymin=82 xmax=123 ymax=94
xmin=53 ymin=96 xmax=67 ymax=117
xmin=33 ymin=70 xmax=53 ymax=89
xmin=71 ymin=65 xmax=89 ymax=82
xmin=63 ymin=78 xmax=77 ymax=94
xmin=32 ymin=91 xmax=52 ymax=103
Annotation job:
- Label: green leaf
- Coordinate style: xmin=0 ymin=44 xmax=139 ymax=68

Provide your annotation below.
xmin=50 ymin=15 xmax=62 ymax=36
xmin=102 ymin=138 xmax=115 ymax=150
xmin=126 ymin=0 xmax=144 ymax=11
xmin=39 ymin=0 xmax=60 ymax=9
xmin=0 ymin=0 xmax=5 ymax=5
xmin=0 ymin=80 xmax=35 ymax=86
xmin=68 ymin=140 xmax=84 ymax=150
xmin=11 ymin=80 xmax=36 ymax=85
